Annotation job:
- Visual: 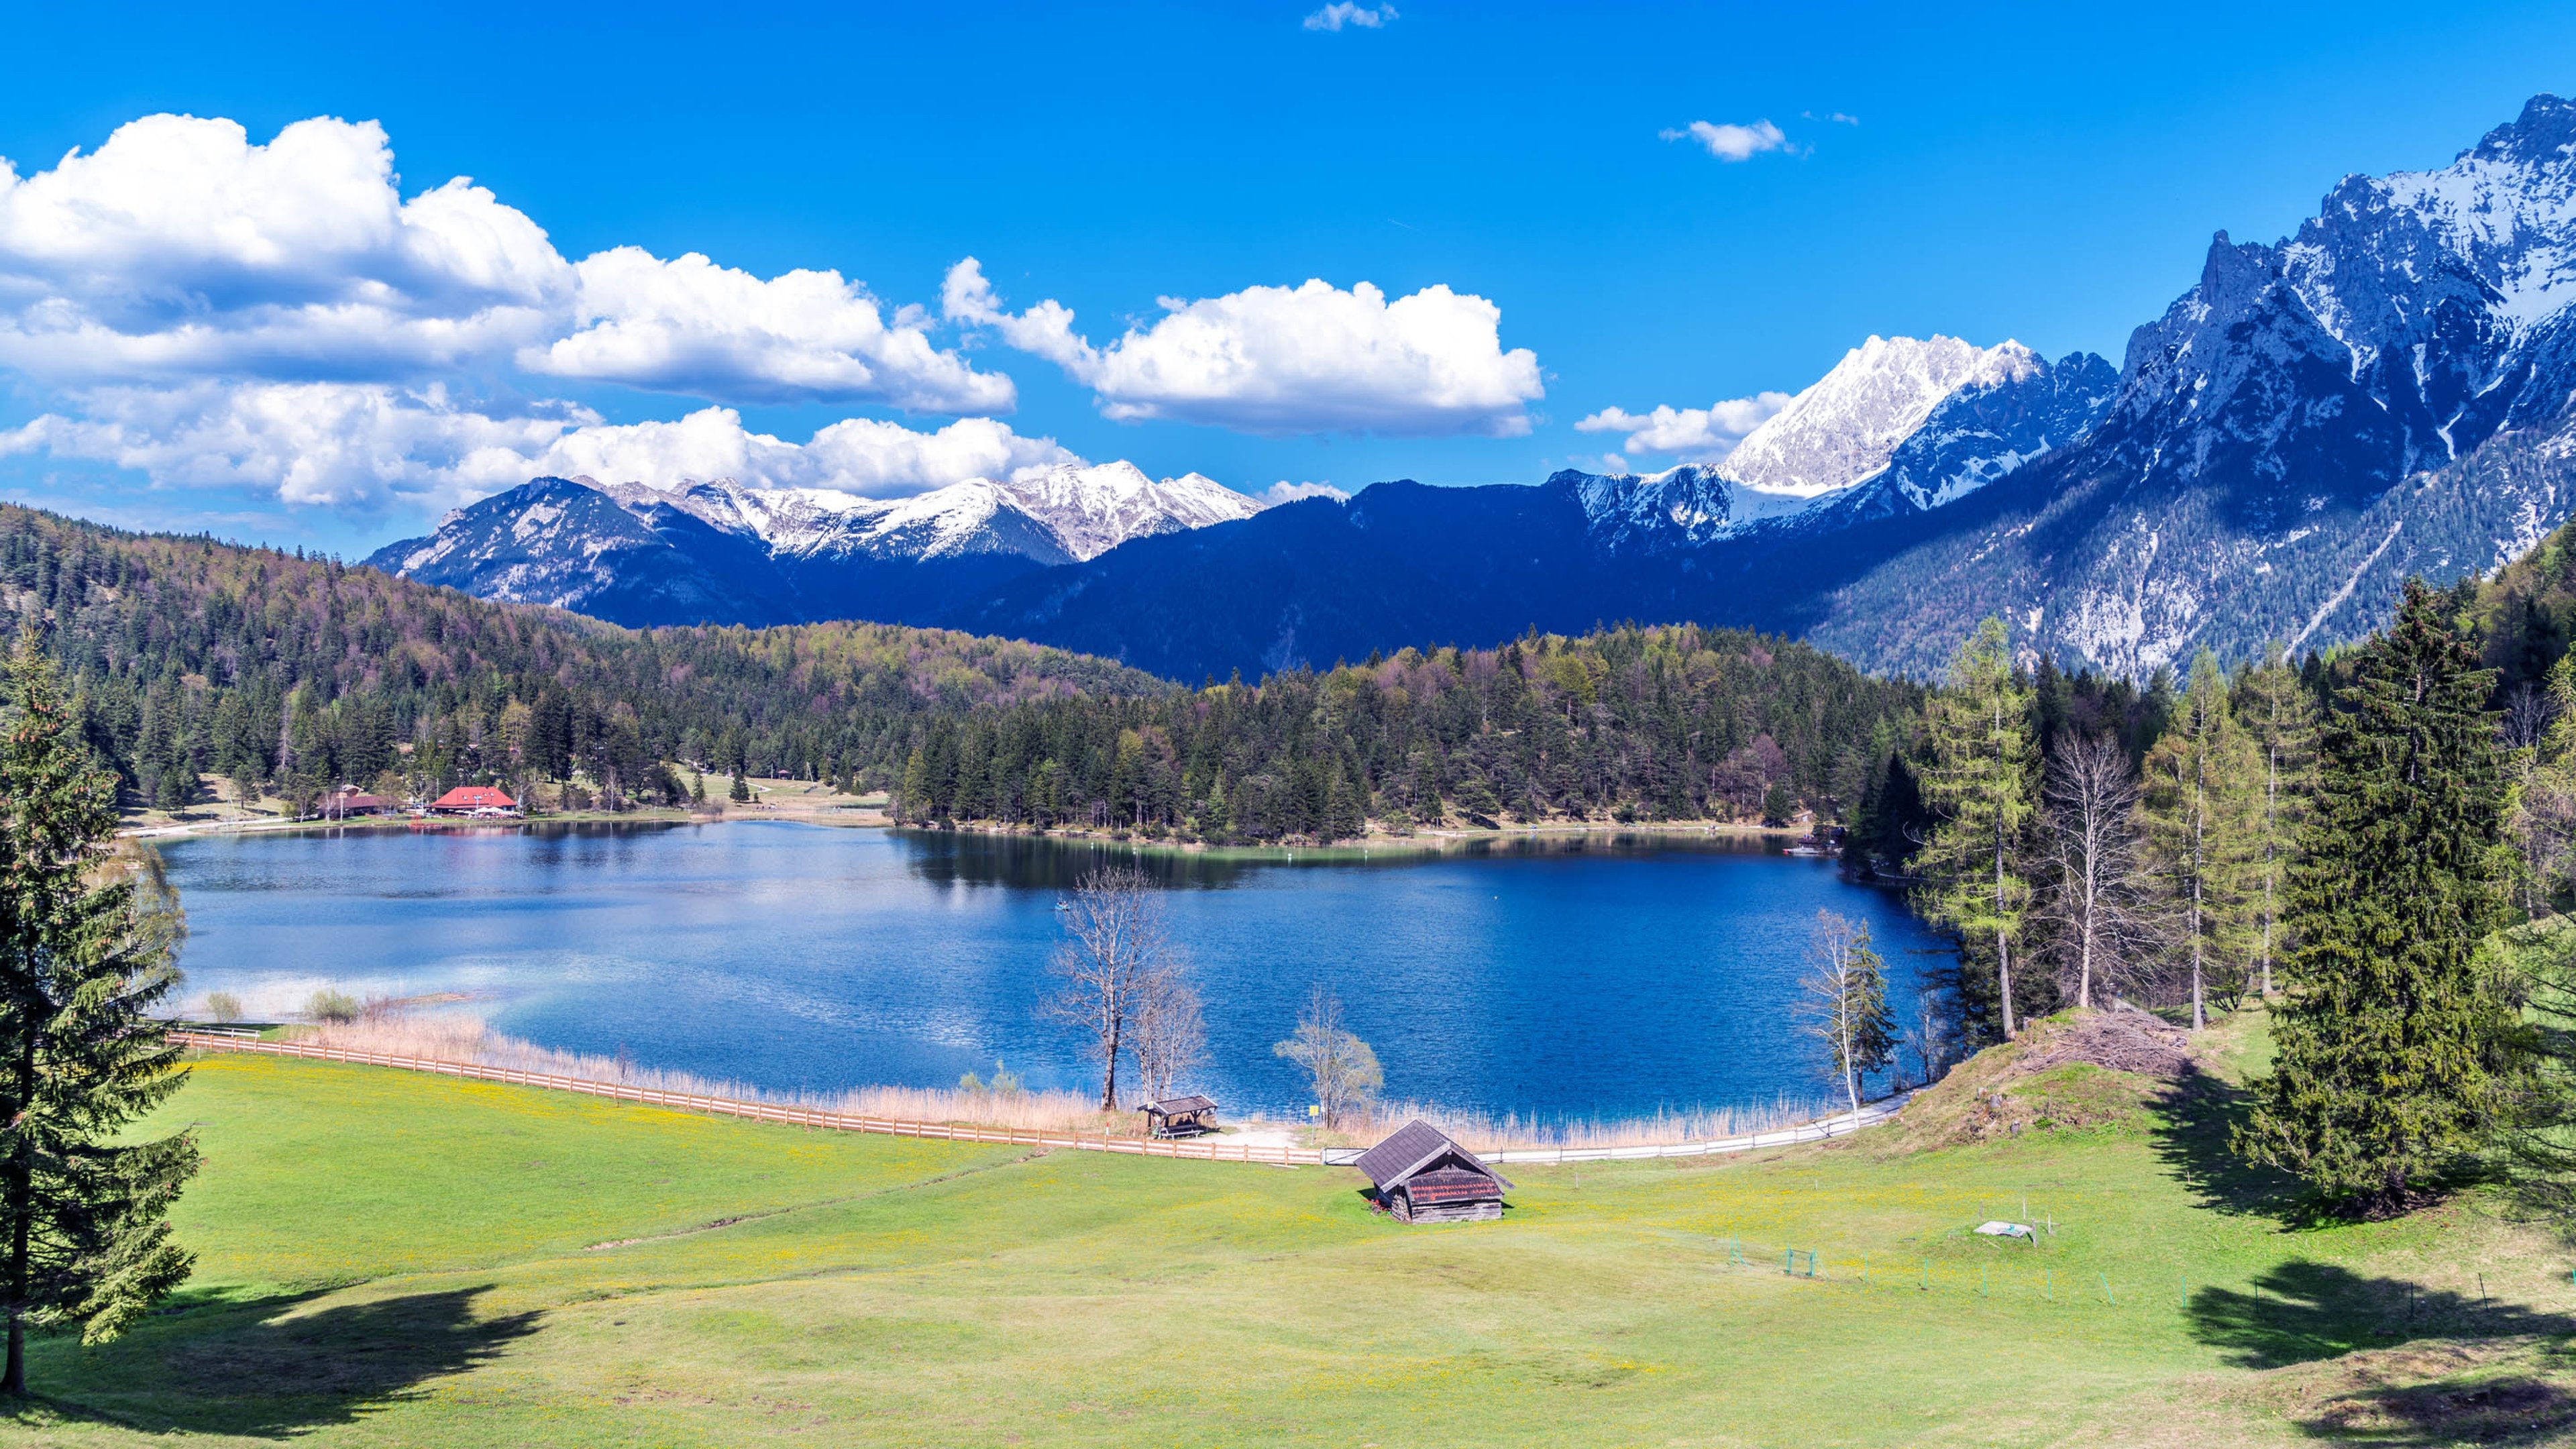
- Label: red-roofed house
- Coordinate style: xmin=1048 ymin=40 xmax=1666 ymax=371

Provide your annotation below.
xmin=429 ymin=786 xmax=520 ymax=816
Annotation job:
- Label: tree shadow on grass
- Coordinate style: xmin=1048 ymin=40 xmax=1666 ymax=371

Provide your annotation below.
xmin=2190 ymin=1261 xmax=2576 ymax=1444
xmin=2 ymin=1283 xmax=540 ymax=1438
xmin=2147 ymin=1064 xmax=2310 ymax=1219
xmin=2299 ymin=1369 xmax=2576 ymax=1447
xmin=2190 ymin=1260 xmax=2575 ymax=1370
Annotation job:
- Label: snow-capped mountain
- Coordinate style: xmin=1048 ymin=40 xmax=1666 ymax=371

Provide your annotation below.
xmin=362 ymin=97 xmax=2576 ymax=683
xmin=364 ymin=463 xmax=1267 ymax=627
xmin=1558 ymin=463 xmax=1825 ymax=553
xmin=1804 ymin=94 xmax=2576 ymax=676
xmin=1716 ymin=336 xmax=2043 ymax=497
xmin=1562 ymin=343 xmax=2116 ymax=546
xmin=592 ymin=462 xmax=1260 ymax=569
xmin=1817 ymin=347 xmax=2120 ymax=522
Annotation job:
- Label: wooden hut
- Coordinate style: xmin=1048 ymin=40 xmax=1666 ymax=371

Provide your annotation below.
xmin=1140 ymin=1095 xmax=1217 ymax=1138
xmin=1352 ymin=1120 xmax=1513 ymax=1224
xmin=323 ymin=785 xmax=386 ymax=818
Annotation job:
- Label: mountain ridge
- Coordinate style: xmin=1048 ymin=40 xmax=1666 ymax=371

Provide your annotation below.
xmin=361 ymin=95 xmax=2576 ymax=683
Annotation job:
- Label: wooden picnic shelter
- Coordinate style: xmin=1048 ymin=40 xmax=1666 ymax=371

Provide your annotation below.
xmin=1141 ymin=1095 xmax=1218 ymax=1138
xmin=1352 ymin=1120 xmax=1513 ymax=1224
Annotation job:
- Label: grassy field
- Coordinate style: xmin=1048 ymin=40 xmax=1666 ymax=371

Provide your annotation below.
xmin=4 ymin=1013 xmax=2573 ymax=1447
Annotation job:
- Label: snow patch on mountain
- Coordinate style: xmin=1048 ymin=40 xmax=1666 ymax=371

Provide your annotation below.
xmin=590 ymin=461 xmax=1263 ymax=566
xmin=1557 ymin=463 xmax=1819 ymax=551
xmin=1716 ymin=335 xmax=2047 ymax=497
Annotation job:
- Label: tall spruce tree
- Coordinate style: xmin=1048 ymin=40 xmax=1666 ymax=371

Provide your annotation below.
xmin=2234 ymin=642 xmax=2319 ymax=998
xmin=0 ymin=633 xmax=197 ymax=1391
xmin=2241 ymin=582 xmax=2514 ymax=1215
xmin=1914 ymin=618 xmax=2040 ymax=1040
xmin=2142 ymin=650 xmax=2261 ymax=1029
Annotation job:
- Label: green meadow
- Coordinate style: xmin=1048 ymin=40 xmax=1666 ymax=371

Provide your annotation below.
xmin=3 ymin=1012 xmax=2571 ymax=1448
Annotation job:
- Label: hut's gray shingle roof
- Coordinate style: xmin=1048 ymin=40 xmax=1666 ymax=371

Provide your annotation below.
xmin=1350 ymin=1120 xmax=1513 ymax=1193
xmin=1144 ymin=1095 xmax=1216 ymax=1114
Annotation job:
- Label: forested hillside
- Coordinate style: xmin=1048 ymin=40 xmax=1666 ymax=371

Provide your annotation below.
xmin=0 ymin=502 xmax=1929 ymax=841
xmin=894 ymin=627 xmax=1927 ymax=840
xmin=0 ymin=502 xmax=1168 ymax=812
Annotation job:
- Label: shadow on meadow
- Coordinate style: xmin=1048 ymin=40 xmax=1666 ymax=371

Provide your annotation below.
xmin=2145 ymin=1065 xmax=2308 ymax=1218
xmin=5 ymin=1283 xmax=539 ymax=1438
xmin=2190 ymin=1260 xmax=2573 ymax=1369
xmin=2191 ymin=1260 xmax=2576 ymax=1445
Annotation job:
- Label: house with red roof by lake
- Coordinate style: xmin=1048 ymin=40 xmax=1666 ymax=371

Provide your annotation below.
xmin=427 ymin=786 xmax=519 ymax=817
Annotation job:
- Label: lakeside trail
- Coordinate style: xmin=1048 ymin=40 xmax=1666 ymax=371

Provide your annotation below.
xmin=168 ymin=1031 xmax=1910 ymax=1165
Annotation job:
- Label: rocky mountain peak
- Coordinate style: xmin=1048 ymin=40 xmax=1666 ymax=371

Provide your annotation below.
xmin=1717 ymin=335 xmax=2043 ymax=498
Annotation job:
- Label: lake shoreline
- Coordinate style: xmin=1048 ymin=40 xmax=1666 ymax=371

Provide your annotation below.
xmin=155 ymin=820 xmax=1939 ymax=1119
xmin=129 ymin=803 xmax=1819 ymax=867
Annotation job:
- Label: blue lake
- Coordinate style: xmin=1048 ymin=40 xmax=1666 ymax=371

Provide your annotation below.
xmin=156 ymin=822 xmax=1947 ymax=1120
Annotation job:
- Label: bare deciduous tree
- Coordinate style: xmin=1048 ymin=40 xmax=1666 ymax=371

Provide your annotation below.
xmin=1040 ymin=866 xmax=1177 ymax=1110
xmin=2504 ymin=680 xmax=2557 ymax=763
xmin=1799 ymin=910 xmax=1897 ymax=1114
xmin=1905 ymin=985 xmax=1955 ymax=1088
xmin=2035 ymin=732 xmax=2161 ymax=1010
xmin=1273 ymin=984 xmax=1381 ymax=1128
xmin=1127 ymin=971 xmax=1206 ymax=1104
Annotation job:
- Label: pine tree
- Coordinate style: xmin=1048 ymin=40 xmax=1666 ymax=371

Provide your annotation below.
xmin=2141 ymin=651 xmax=2261 ymax=1029
xmin=1800 ymin=910 xmax=1897 ymax=1113
xmin=2235 ymin=641 xmax=2319 ymax=996
xmin=1913 ymin=618 xmax=2039 ymax=1040
xmin=2241 ymin=582 xmax=2513 ymax=1215
xmin=0 ymin=633 xmax=198 ymax=1391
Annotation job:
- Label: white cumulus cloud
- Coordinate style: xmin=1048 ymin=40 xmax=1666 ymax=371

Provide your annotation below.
xmin=1576 ymin=392 xmax=1793 ymax=464
xmin=0 ymin=113 xmax=1010 ymax=417
xmin=1258 ymin=480 xmax=1350 ymax=505
xmin=1303 ymin=3 xmax=1397 ymax=30
xmin=523 ymin=247 xmax=1012 ymax=412
xmin=0 ymin=385 xmax=1075 ymax=512
xmin=532 ymin=409 xmax=1074 ymax=496
xmin=944 ymin=258 xmax=1542 ymax=437
xmin=1660 ymin=119 xmax=1790 ymax=162
xmin=0 ymin=383 xmax=586 ymax=509
xmin=0 ymin=113 xmax=568 ymax=383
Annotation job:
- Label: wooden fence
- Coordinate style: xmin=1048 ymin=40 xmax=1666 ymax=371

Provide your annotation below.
xmin=168 ymin=1031 xmax=1909 ymax=1168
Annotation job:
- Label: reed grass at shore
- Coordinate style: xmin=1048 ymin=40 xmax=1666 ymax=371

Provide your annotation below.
xmin=278 ymin=1016 xmax=1845 ymax=1150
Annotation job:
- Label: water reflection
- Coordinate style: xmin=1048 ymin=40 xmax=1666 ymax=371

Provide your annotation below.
xmin=160 ymin=821 xmax=1939 ymax=1120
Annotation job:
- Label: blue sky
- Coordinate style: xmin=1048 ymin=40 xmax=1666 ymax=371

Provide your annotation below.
xmin=3 ymin=0 xmax=2575 ymax=553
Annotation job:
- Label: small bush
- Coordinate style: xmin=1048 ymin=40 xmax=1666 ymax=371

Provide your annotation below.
xmin=304 ymin=988 xmax=362 ymax=1024
xmin=204 ymin=991 xmax=244 ymax=1024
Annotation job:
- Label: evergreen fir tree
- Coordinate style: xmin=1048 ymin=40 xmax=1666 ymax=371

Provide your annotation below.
xmin=2141 ymin=650 xmax=2262 ymax=1028
xmin=1913 ymin=618 xmax=2040 ymax=1040
xmin=2241 ymin=582 xmax=2513 ymax=1215
xmin=0 ymin=633 xmax=198 ymax=1391
xmin=1799 ymin=910 xmax=1897 ymax=1114
xmin=2234 ymin=641 xmax=2320 ymax=997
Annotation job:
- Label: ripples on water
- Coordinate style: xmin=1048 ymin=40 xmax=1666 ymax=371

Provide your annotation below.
xmin=159 ymin=822 xmax=1947 ymax=1120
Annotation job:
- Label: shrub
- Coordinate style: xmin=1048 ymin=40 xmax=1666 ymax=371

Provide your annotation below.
xmin=304 ymin=988 xmax=361 ymax=1024
xmin=204 ymin=991 xmax=243 ymax=1024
